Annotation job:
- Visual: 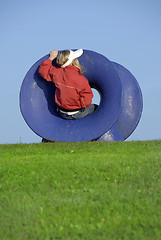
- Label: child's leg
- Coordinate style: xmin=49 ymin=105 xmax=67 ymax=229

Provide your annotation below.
xmin=72 ymin=104 xmax=98 ymax=119
xmin=57 ymin=104 xmax=98 ymax=120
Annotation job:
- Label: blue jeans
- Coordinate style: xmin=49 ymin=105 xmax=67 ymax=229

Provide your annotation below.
xmin=58 ymin=104 xmax=97 ymax=120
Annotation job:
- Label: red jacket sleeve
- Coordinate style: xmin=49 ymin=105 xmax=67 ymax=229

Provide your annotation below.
xmin=79 ymin=79 xmax=93 ymax=108
xmin=38 ymin=59 xmax=56 ymax=82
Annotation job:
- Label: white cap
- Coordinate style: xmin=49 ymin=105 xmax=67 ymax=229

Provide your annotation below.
xmin=61 ymin=49 xmax=83 ymax=68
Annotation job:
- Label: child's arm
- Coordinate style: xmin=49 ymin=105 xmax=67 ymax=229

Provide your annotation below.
xmin=79 ymin=81 xmax=94 ymax=108
xmin=39 ymin=50 xmax=58 ymax=81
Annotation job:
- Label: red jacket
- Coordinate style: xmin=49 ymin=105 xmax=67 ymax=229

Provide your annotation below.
xmin=39 ymin=59 xmax=93 ymax=110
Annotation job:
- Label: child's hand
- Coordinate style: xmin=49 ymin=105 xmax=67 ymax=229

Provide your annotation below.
xmin=49 ymin=50 xmax=58 ymax=60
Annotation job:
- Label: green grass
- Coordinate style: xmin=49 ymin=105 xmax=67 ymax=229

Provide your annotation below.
xmin=0 ymin=140 xmax=161 ymax=240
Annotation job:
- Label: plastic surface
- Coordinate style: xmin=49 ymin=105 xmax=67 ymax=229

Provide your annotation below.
xmin=20 ymin=50 xmax=143 ymax=142
xmin=96 ymin=62 xmax=143 ymax=141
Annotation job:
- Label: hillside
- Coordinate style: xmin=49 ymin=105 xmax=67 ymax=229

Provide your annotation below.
xmin=0 ymin=141 xmax=161 ymax=239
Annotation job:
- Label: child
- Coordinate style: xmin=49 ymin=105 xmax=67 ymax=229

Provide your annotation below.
xmin=39 ymin=49 xmax=97 ymax=120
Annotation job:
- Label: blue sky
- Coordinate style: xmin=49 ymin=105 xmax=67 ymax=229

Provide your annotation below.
xmin=0 ymin=0 xmax=161 ymax=143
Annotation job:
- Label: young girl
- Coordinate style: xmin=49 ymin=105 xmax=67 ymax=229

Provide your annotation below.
xmin=39 ymin=49 xmax=97 ymax=120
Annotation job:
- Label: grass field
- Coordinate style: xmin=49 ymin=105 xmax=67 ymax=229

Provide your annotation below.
xmin=0 ymin=140 xmax=161 ymax=240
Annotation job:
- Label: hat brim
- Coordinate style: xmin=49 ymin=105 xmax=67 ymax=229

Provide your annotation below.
xmin=61 ymin=49 xmax=83 ymax=68
xmin=69 ymin=49 xmax=83 ymax=60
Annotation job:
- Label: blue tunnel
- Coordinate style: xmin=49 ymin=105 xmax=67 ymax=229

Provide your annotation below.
xmin=20 ymin=50 xmax=143 ymax=142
